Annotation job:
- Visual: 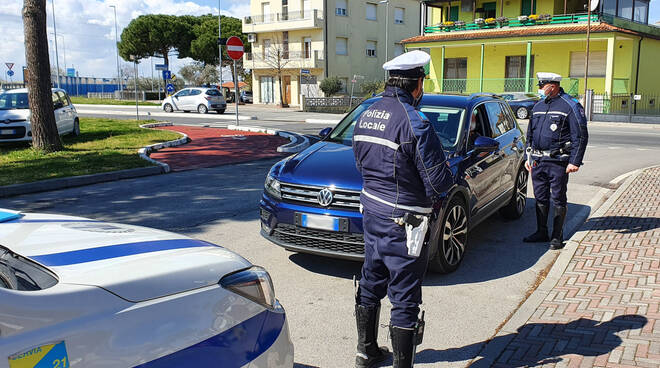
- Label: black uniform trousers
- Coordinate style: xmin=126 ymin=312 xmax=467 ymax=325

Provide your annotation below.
xmin=358 ymin=209 xmax=429 ymax=328
xmin=532 ymin=160 xmax=569 ymax=207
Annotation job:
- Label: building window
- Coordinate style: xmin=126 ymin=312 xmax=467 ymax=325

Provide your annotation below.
xmin=481 ymin=2 xmax=496 ymax=19
xmin=394 ymin=7 xmax=404 ymax=24
xmin=505 ymin=55 xmax=534 ymax=91
xmin=336 ymin=37 xmax=348 ymax=55
xmin=569 ymin=51 xmax=606 ymax=78
xmin=282 ymin=0 xmax=288 ymax=19
xmin=366 ymin=3 xmax=377 ymax=20
xmin=443 ymin=57 xmax=467 ymax=92
xmin=366 ymin=41 xmax=377 ymax=57
xmin=262 ymin=2 xmax=271 ymax=22
xmin=282 ymin=31 xmax=289 ymax=59
xmin=336 ymin=0 xmax=347 ymax=16
xmin=339 ymin=78 xmax=348 ymax=93
xmin=602 ymin=0 xmax=616 ymax=16
xmin=394 ymin=44 xmax=404 ymax=57
xmin=263 ymin=39 xmax=271 ymax=59
xmin=303 ymin=0 xmax=311 ymax=18
xmin=303 ymin=37 xmax=312 ymax=58
xmin=449 ymin=5 xmax=459 ymax=21
xmin=618 ymin=0 xmax=633 ymax=20
xmin=634 ymin=0 xmax=649 ymax=23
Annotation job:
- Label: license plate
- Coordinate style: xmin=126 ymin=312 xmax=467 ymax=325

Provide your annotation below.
xmin=1 ymin=129 xmax=15 ymax=135
xmin=300 ymin=213 xmax=340 ymax=231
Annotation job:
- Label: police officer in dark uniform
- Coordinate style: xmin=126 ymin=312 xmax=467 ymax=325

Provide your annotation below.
xmin=352 ymin=50 xmax=453 ymax=368
xmin=523 ymin=72 xmax=589 ymax=250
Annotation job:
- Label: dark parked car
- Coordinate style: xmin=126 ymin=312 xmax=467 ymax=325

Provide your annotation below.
xmin=260 ymin=94 xmax=528 ymax=273
xmin=501 ymin=92 xmax=541 ymax=119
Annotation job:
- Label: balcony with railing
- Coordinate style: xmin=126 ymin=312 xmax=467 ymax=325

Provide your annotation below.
xmin=242 ymin=9 xmax=324 ymax=32
xmin=424 ymin=13 xmax=599 ymax=34
xmin=243 ymin=50 xmax=324 ymax=70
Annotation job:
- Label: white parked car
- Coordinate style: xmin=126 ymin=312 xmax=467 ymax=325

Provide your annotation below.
xmin=0 ymin=88 xmax=79 ymax=142
xmin=0 ymin=209 xmax=294 ymax=368
xmin=162 ymin=87 xmax=227 ymax=114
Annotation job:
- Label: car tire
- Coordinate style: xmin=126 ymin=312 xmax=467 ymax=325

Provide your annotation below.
xmin=197 ymin=104 xmax=208 ymax=114
xmin=499 ymin=165 xmax=528 ymax=220
xmin=70 ymin=119 xmax=80 ymax=136
xmin=428 ymin=197 xmax=468 ymax=274
xmin=164 ymin=103 xmax=174 ymax=113
xmin=216 ymin=109 xmax=225 ymax=114
xmin=516 ymin=107 xmax=529 ymax=119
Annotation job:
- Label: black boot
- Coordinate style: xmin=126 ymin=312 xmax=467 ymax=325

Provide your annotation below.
xmin=550 ymin=206 xmax=567 ymax=250
xmin=390 ymin=326 xmax=416 ymax=368
xmin=355 ymin=304 xmax=388 ymax=368
xmin=523 ymin=203 xmax=550 ymax=242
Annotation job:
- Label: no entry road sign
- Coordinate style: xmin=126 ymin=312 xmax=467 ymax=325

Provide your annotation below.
xmin=226 ymin=36 xmax=244 ymax=60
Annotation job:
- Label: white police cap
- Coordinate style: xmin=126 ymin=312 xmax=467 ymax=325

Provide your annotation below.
xmin=537 ymin=72 xmax=562 ymax=84
xmin=383 ymin=50 xmax=431 ymax=72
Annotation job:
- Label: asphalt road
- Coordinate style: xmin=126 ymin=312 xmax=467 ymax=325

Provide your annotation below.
xmin=76 ymin=104 xmax=660 ymax=188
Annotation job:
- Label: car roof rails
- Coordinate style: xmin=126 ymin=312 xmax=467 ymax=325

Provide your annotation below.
xmin=469 ymin=92 xmax=502 ymax=100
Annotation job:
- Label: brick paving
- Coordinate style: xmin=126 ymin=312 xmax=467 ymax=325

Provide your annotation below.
xmin=492 ymin=167 xmax=660 ymax=367
xmin=149 ymin=126 xmax=288 ymax=171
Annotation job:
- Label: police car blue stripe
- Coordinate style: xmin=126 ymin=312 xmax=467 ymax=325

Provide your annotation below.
xmin=0 ymin=210 xmax=21 ymax=223
xmin=31 ymin=239 xmax=220 ymax=266
xmin=133 ymin=309 xmax=286 ymax=368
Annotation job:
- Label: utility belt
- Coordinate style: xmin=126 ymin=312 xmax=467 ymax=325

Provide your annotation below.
xmin=528 ymin=141 xmax=572 ymax=161
xmin=361 ymin=190 xmax=430 ymax=258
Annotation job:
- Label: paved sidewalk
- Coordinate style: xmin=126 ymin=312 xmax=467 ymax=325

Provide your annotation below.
xmin=149 ymin=126 xmax=288 ymax=171
xmin=486 ymin=167 xmax=660 ymax=367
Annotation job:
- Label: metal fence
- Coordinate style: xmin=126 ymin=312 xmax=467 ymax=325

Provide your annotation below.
xmin=593 ymin=93 xmax=660 ymax=116
xmin=424 ymin=78 xmax=579 ymax=96
xmin=302 ymin=96 xmax=362 ymax=113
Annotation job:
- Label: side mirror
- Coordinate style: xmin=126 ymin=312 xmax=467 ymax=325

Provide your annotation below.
xmin=472 ymin=136 xmax=499 ymax=153
xmin=318 ymin=127 xmax=332 ymax=139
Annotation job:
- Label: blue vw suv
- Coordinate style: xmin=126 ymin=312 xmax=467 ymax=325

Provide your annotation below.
xmin=260 ymin=94 xmax=528 ymax=273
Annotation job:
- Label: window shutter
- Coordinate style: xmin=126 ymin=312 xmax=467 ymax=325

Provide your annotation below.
xmin=394 ymin=8 xmax=404 ymax=23
xmin=366 ymin=3 xmax=377 ymax=20
xmin=570 ymin=51 xmax=606 ymax=78
xmin=336 ymin=38 xmax=347 ymax=55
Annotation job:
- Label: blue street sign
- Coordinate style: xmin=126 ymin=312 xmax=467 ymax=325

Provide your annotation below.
xmin=166 ymin=83 xmax=175 ymax=93
xmin=155 ymin=64 xmax=168 ymax=71
xmin=6 ymin=70 xmax=14 ymax=77
xmin=301 ymin=69 xmax=311 ymax=74
xmin=162 ymin=70 xmax=171 ymax=80
xmin=67 ymin=68 xmax=75 ymax=77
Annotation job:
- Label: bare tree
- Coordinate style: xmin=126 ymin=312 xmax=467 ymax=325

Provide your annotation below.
xmin=258 ymin=38 xmax=298 ymax=107
xmin=23 ymin=0 xmax=62 ymax=152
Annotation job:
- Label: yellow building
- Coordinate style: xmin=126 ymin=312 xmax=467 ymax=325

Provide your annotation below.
xmin=403 ymin=0 xmax=660 ymax=103
xmin=242 ymin=0 xmax=423 ymax=106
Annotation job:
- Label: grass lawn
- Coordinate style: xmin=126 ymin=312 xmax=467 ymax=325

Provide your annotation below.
xmin=0 ymin=118 xmax=182 ymax=186
xmin=70 ymin=96 xmax=161 ymax=106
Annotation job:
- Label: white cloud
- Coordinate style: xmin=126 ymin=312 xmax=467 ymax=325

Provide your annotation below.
xmin=0 ymin=0 xmax=248 ymax=84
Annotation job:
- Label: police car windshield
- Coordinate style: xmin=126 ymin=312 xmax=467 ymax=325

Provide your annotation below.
xmin=0 ymin=92 xmax=30 ymax=110
xmin=327 ymin=100 xmax=465 ymax=151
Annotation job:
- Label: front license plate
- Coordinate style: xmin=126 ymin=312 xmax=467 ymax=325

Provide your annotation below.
xmin=301 ymin=213 xmax=339 ymax=231
xmin=1 ymin=129 xmax=15 ymax=135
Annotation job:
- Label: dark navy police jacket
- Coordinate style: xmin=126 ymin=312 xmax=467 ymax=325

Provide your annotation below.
xmin=527 ymin=88 xmax=589 ymax=166
xmin=352 ymin=86 xmax=453 ymax=219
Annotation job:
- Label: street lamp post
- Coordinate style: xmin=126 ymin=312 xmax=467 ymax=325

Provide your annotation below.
xmin=50 ymin=0 xmax=61 ymax=88
xmin=110 ymin=5 xmax=122 ymax=95
xmin=218 ymin=0 xmax=223 ymax=94
xmin=379 ymin=0 xmax=389 ymax=80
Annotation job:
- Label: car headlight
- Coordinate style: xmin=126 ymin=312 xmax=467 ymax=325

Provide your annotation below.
xmin=220 ymin=266 xmax=276 ymax=309
xmin=264 ymin=175 xmax=281 ymax=200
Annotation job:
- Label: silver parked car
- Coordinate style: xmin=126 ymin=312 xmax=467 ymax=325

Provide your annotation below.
xmin=0 ymin=88 xmax=79 ymax=142
xmin=162 ymin=87 xmax=227 ymax=114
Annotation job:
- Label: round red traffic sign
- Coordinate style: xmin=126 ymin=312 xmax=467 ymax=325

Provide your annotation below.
xmin=226 ymin=36 xmax=244 ymax=60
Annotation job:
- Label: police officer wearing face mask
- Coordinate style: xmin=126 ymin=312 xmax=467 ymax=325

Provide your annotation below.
xmin=523 ymin=72 xmax=589 ymax=249
xmin=352 ymin=50 xmax=453 ymax=368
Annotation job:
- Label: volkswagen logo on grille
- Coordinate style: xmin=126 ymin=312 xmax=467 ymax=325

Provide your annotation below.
xmin=317 ymin=188 xmax=334 ymax=207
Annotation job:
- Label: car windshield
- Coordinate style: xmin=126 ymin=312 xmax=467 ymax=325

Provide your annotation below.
xmin=327 ymin=99 xmax=465 ymax=151
xmin=0 ymin=92 xmax=29 ymax=110
xmin=205 ymin=89 xmax=221 ymax=96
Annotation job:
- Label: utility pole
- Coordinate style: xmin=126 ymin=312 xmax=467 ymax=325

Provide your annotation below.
xmin=50 ymin=0 xmax=61 ymax=88
xmin=379 ymin=0 xmax=390 ymax=80
xmin=583 ymin=0 xmax=592 ymax=103
xmin=218 ymin=0 xmax=223 ymax=95
xmin=110 ymin=5 xmax=122 ymax=95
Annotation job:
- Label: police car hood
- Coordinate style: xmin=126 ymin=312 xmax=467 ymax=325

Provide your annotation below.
xmin=0 ymin=212 xmax=252 ymax=302
xmin=277 ymin=141 xmax=362 ymax=191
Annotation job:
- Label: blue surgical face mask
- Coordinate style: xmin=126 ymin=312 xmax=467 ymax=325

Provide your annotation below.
xmin=537 ymin=88 xmax=547 ymax=99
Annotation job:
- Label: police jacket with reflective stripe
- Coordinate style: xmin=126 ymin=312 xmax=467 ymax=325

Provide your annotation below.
xmin=526 ymin=88 xmax=589 ymax=166
xmin=352 ymin=86 xmax=453 ymax=218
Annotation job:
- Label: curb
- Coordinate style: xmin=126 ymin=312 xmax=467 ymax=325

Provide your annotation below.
xmin=469 ymin=166 xmax=651 ymax=367
xmin=304 ymin=118 xmax=342 ymax=125
xmin=75 ymin=107 xmax=258 ymax=121
xmin=227 ymin=124 xmax=310 ymax=153
xmin=0 ymin=122 xmax=189 ymax=199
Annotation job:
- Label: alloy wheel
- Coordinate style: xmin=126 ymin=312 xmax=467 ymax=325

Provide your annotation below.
xmin=516 ymin=169 xmax=528 ymax=215
xmin=442 ymin=204 xmax=468 ymax=266
xmin=516 ymin=107 xmax=528 ymax=119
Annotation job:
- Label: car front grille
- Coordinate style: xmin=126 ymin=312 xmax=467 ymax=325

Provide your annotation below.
xmin=271 ymin=223 xmax=364 ymax=255
xmin=0 ymin=127 xmax=26 ymax=140
xmin=280 ymin=182 xmax=361 ymax=210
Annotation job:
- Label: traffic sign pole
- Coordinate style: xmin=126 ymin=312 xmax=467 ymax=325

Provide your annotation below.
xmin=234 ymin=60 xmax=239 ymax=126
xmin=226 ymin=36 xmax=244 ymax=127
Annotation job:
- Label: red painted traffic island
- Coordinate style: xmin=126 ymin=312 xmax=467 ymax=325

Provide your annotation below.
xmin=149 ymin=126 xmax=289 ymax=171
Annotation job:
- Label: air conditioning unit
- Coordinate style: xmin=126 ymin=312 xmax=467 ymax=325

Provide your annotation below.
xmin=248 ymin=33 xmax=257 ymax=43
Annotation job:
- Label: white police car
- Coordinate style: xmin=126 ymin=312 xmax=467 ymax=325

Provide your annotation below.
xmin=0 ymin=209 xmax=293 ymax=368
